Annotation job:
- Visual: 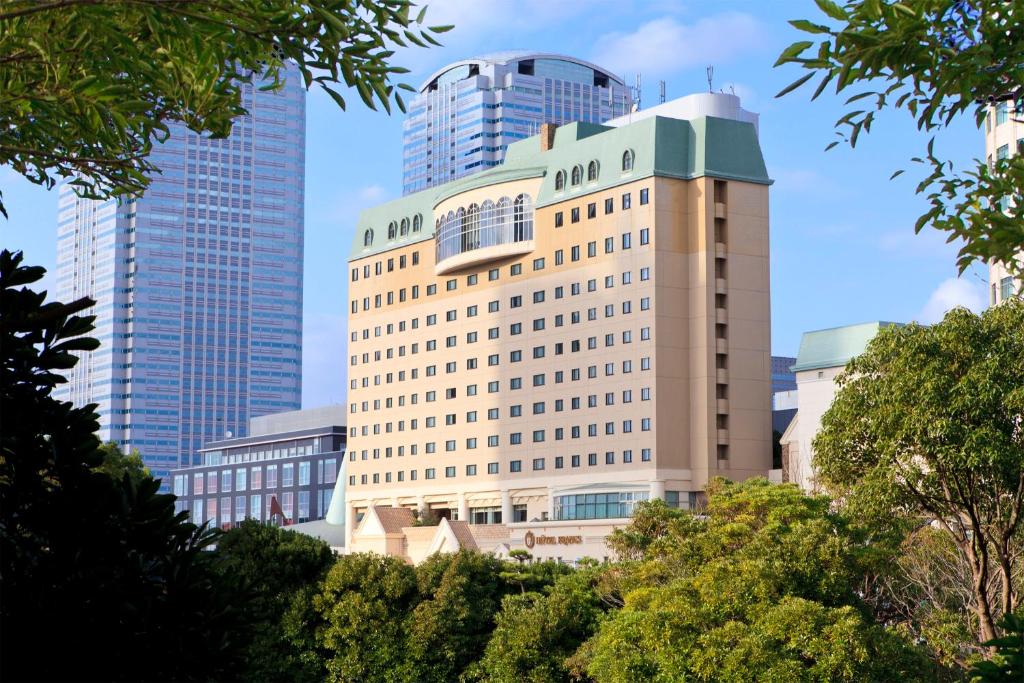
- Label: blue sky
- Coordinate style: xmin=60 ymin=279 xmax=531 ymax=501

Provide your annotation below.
xmin=0 ymin=0 xmax=989 ymax=409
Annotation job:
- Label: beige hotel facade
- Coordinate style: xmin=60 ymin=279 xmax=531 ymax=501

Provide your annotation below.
xmin=335 ymin=93 xmax=774 ymax=563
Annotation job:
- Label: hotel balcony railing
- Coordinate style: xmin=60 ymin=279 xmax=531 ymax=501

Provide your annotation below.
xmin=434 ymin=195 xmax=535 ymax=274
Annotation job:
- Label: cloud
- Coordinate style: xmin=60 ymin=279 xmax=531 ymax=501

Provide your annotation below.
xmin=302 ymin=312 xmax=348 ymax=409
xmin=592 ymin=13 xmax=767 ymax=79
xmin=917 ymin=277 xmax=987 ymax=324
xmin=358 ymin=184 xmax=387 ymax=202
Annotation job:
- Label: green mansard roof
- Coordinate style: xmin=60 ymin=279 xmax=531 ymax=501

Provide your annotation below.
xmin=349 ymin=114 xmax=770 ymax=261
xmin=791 ymin=322 xmax=904 ymax=373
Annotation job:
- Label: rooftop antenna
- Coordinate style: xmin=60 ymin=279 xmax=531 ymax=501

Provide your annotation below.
xmin=634 ymin=73 xmax=642 ymax=111
xmin=659 ymin=80 xmax=666 ymax=104
xmin=706 ymin=65 xmax=714 ymax=93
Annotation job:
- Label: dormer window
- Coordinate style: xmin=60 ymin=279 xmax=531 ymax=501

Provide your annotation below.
xmin=571 ymin=165 xmax=583 ymax=186
xmin=400 ymin=218 xmax=409 ymax=237
xmin=387 ymin=221 xmax=397 ymax=240
xmin=363 ymin=229 xmax=374 ymax=247
xmin=587 ymin=160 xmax=599 ymax=182
xmin=413 ymin=214 xmax=422 ymax=232
xmin=555 ymin=170 xmax=566 ymax=192
xmin=622 ymin=149 xmax=635 ymax=172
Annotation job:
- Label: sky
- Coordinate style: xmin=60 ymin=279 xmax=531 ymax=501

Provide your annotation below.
xmin=0 ymin=0 xmax=990 ymax=409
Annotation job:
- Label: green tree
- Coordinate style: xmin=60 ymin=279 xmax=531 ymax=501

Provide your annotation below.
xmin=0 ymin=250 xmax=247 ymax=681
xmin=96 ymin=440 xmax=150 ymax=486
xmin=406 ymin=551 xmax=511 ymax=682
xmin=814 ymin=302 xmax=1024 ymax=643
xmin=473 ymin=569 xmax=605 ymax=683
xmin=295 ymin=552 xmax=420 ymax=682
xmin=581 ymin=479 xmax=937 ymax=682
xmin=0 ymin=0 xmax=450 ymax=217
xmin=970 ymin=612 xmax=1024 ymax=682
xmin=775 ymin=0 xmax=1024 ymax=278
xmin=215 ymin=520 xmax=337 ymax=682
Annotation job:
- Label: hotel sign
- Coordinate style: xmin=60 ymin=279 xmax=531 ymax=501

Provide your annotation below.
xmin=523 ymin=530 xmax=582 ymax=548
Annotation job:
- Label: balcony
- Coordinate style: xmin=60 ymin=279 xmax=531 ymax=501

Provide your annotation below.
xmin=435 ymin=195 xmax=535 ymax=274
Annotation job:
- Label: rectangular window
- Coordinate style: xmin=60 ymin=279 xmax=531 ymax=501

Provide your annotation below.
xmin=640 ymin=188 xmax=649 ymax=205
xmin=488 ymin=462 xmax=499 ymax=474
xmin=533 ymin=458 xmax=545 ymax=470
xmin=604 ymin=197 xmax=614 ymax=214
xmin=510 ymin=460 xmax=522 ymax=473
xmin=555 ymin=211 xmax=564 ymax=228
xmin=587 ymin=202 xmax=597 ymax=219
xmin=489 ymin=268 xmax=499 ymax=281
xmin=622 ymin=193 xmax=631 ymax=209
xmin=571 ymin=207 xmax=580 ymax=223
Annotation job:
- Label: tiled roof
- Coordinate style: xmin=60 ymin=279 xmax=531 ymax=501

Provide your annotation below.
xmin=372 ymin=506 xmax=416 ymax=534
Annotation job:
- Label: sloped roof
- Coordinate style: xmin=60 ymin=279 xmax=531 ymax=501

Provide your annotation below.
xmin=371 ymin=506 xmax=416 ymax=534
xmin=350 ymin=113 xmax=769 ymax=260
xmin=791 ymin=322 xmax=902 ymax=372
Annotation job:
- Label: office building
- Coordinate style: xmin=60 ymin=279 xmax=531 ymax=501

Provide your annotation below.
xmin=770 ymin=355 xmax=797 ymax=394
xmin=55 ymin=68 xmax=305 ymax=483
xmin=985 ymin=97 xmax=1023 ymax=305
xmin=401 ymin=52 xmax=633 ymax=195
xmin=340 ymin=92 xmax=772 ymax=563
xmin=171 ymin=406 xmax=345 ymax=528
xmin=778 ymin=322 xmax=900 ymax=491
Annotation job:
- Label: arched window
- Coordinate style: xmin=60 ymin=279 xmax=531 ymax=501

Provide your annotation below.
xmin=588 ymin=160 xmax=599 ymax=182
xmin=622 ymin=149 xmax=635 ymax=172
xmin=481 ymin=199 xmax=495 ymax=247
xmin=464 ymin=203 xmax=480 ymax=251
xmin=513 ymin=193 xmax=532 ymax=242
xmin=497 ymin=197 xmax=512 ymax=240
xmin=400 ymin=218 xmax=409 ymax=237
xmin=363 ymin=229 xmax=374 ymax=247
xmin=413 ymin=214 xmax=422 ymax=232
xmin=571 ymin=165 xmax=583 ymax=186
xmin=554 ymin=170 xmax=566 ymax=191
xmin=387 ymin=221 xmax=397 ymax=240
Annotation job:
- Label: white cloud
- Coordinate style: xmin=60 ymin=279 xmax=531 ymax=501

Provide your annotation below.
xmin=917 ymin=277 xmax=987 ymax=324
xmin=358 ymin=184 xmax=387 ymax=202
xmin=592 ymin=13 xmax=767 ymax=79
xmin=302 ymin=312 xmax=348 ymax=409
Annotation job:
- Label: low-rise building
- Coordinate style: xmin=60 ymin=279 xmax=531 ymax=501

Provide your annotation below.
xmin=779 ymin=322 xmax=900 ymax=491
xmin=170 ymin=406 xmax=346 ymax=529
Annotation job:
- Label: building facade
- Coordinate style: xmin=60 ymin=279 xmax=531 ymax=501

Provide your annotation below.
xmin=340 ymin=92 xmax=772 ymax=563
xmin=55 ymin=68 xmax=305 ymax=483
xmin=985 ymin=97 xmax=1023 ymax=305
xmin=401 ymin=52 xmax=633 ymax=195
xmin=171 ymin=406 xmax=345 ymax=528
xmin=779 ymin=322 xmax=899 ymax=492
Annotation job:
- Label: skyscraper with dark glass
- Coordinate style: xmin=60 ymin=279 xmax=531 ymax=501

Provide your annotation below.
xmin=402 ymin=52 xmax=632 ymax=195
xmin=55 ymin=69 xmax=305 ymax=484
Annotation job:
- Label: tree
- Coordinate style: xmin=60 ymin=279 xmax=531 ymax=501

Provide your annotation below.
xmin=0 ymin=0 xmax=451 ymax=217
xmin=970 ymin=612 xmax=1024 ymax=682
xmin=775 ymin=0 xmax=1024 ymax=278
xmin=473 ymin=570 xmax=605 ymax=683
xmin=96 ymin=440 xmax=150 ymax=486
xmin=214 ymin=521 xmax=337 ymax=682
xmin=580 ymin=478 xmax=938 ymax=682
xmin=295 ymin=552 xmax=420 ymax=682
xmin=406 ymin=551 xmax=511 ymax=683
xmin=814 ymin=302 xmax=1024 ymax=643
xmin=0 ymin=250 xmax=248 ymax=681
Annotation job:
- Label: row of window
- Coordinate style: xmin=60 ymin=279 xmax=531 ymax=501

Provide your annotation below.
xmin=351 ymin=231 xmax=650 ymax=314
xmin=350 ymin=186 xmax=648 ymax=286
xmin=362 ymin=213 xmax=425 ymax=247
xmin=180 ymin=489 xmax=327 ymax=526
xmin=171 ymin=458 xmax=337 ymax=496
xmin=348 ymin=448 xmax=654 ymax=487
xmin=552 ymin=149 xmax=635 ymax=192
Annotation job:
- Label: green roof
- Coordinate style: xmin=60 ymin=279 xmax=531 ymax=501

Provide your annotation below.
xmin=791 ymin=322 xmax=903 ymax=372
xmin=350 ymin=114 xmax=770 ymax=260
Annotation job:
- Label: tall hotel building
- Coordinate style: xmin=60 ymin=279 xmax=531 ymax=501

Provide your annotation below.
xmin=985 ymin=97 xmax=1023 ymax=305
xmin=55 ymin=70 xmax=305 ymax=483
xmin=401 ymin=52 xmax=633 ymax=195
xmin=341 ymin=93 xmax=772 ymax=561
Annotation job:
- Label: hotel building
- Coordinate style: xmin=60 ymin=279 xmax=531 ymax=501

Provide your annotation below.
xmin=985 ymin=97 xmax=1023 ymax=305
xmin=401 ymin=52 xmax=632 ymax=195
xmin=341 ymin=93 xmax=773 ymax=562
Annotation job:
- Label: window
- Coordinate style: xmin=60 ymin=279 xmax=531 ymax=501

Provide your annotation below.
xmin=511 ymin=263 xmax=522 ymax=276
xmin=622 ymin=232 xmax=631 ymax=249
xmin=571 ymin=164 xmax=583 ymax=186
xmin=466 ymin=464 xmax=477 ymax=475
xmin=533 ymin=257 xmax=545 ymax=271
xmin=510 ymin=460 xmax=522 ymax=472
xmin=555 ymin=211 xmax=564 ymax=228
xmin=555 ymin=249 xmax=564 ymax=266
xmin=555 ymin=170 xmax=566 ymax=191
xmin=604 ymin=197 xmax=613 ymax=214
xmin=622 ymin=193 xmax=631 ymax=210
xmin=400 ymin=217 xmax=409 ymax=236
xmin=299 ymin=461 xmax=310 ymax=486
xmin=640 ymin=228 xmax=649 ymax=245
xmin=588 ymin=160 xmax=600 ymax=181
xmin=388 ymin=221 xmax=397 ymax=239
xmin=622 ymin=149 xmax=635 ymax=172
xmin=587 ymin=202 xmax=597 ymax=219
xmin=533 ymin=458 xmax=545 ymax=470
xmin=363 ymin=229 xmax=373 ymax=246
xmin=413 ymin=214 xmax=422 ymax=232
xmin=571 ymin=207 xmax=580 ymax=223
xmin=489 ymin=268 xmax=499 ymax=281
xmin=996 ymin=101 xmax=1009 ymax=125
xmin=640 ymin=188 xmax=649 ymax=205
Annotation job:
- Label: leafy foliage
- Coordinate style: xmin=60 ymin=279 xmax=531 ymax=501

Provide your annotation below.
xmin=0 ymin=0 xmax=451 ymax=217
xmin=96 ymin=440 xmax=150 ymax=486
xmin=971 ymin=612 xmax=1024 ymax=682
xmin=582 ymin=479 xmax=937 ymax=682
xmin=214 ymin=521 xmax=337 ymax=682
xmin=775 ymin=0 xmax=1024 ymax=276
xmin=815 ymin=302 xmax=1024 ymax=643
xmin=0 ymin=250 xmax=248 ymax=681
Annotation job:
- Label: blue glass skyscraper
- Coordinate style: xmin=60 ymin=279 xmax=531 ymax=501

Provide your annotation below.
xmin=402 ymin=52 xmax=632 ymax=195
xmin=55 ymin=70 xmax=305 ymax=484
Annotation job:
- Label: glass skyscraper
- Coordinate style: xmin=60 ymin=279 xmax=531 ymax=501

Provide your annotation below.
xmin=55 ymin=69 xmax=305 ymax=484
xmin=402 ymin=51 xmax=632 ymax=195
